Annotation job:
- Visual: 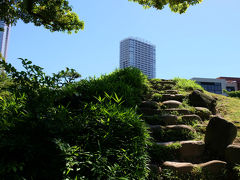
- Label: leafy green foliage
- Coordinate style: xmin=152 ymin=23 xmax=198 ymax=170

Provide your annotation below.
xmin=129 ymin=0 xmax=203 ymax=14
xmin=0 ymin=59 xmax=150 ymax=179
xmin=60 ymin=67 xmax=149 ymax=108
xmin=173 ymin=77 xmax=204 ymax=91
xmin=0 ymin=0 xmax=84 ymax=33
xmin=1 ymin=0 xmax=203 ymax=33
xmin=223 ymin=89 xmax=240 ymax=98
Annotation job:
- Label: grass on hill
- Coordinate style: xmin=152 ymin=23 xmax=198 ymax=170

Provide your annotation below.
xmin=206 ymin=91 xmax=240 ymax=142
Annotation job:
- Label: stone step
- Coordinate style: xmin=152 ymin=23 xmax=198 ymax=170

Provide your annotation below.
xmin=139 ymin=108 xmax=192 ymax=116
xmin=150 ymin=140 xmax=205 ymax=164
xmin=162 ymin=108 xmax=192 ymax=115
xmin=152 ymin=85 xmax=175 ymax=91
xmin=162 ymin=160 xmax=227 ymax=174
xmin=162 ymin=100 xmax=182 ymax=108
xmin=180 ymin=114 xmax=202 ymax=124
xmin=161 ymin=94 xmax=185 ymax=102
xmin=139 ymin=101 xmax=159 ymax=109
xmin=164 ymin=90 xmax=178 ymax=95
xmin=143 ymin=114 xmax=202 ymax=126
xmin=143 ymin=114 xmax=178 ymax=125
xmin=194 ymin=107 xmax=212 ymax=120
xmin=149 ymin=124 xmax=196 ymax=142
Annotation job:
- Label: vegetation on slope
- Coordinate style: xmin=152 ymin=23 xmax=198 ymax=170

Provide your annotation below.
xmin=0 ymin=59 xmax=150 ymax=179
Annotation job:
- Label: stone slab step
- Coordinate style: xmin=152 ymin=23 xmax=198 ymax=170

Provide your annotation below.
xmin=164 ymin=90 xmax=178 ymax=94
xmin=163 ymin=108 xmax=192 ymax=115
xmin=142 ymin=114 xmax=178 ymax=125
xmin=180 ymin=114 xmax=202 ymax=124
xmin=139 ymin=101 xmax=159 ymax=109
xmin=161 ymin=94 xmax=185 ymax=102
xmin=162 ymin=160 xmax=227 ymax=174
xmin=139 ymin=108 xmax=192 ymax=116
xmin=149 ymin=125 xmax=196 ymax=142
xmin=162 ymin=100 xmax=182 ymax=108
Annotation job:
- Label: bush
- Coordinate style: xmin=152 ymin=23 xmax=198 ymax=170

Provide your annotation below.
xmin=0 ymin=59 xmax=150 ymax=179
xmin=173 ymin=78 xmax=203 ymax=91
xmin=224 ymin=89 xmax=240 ymax=98
xmin=62 ymin=67 xmax=149 ymax=108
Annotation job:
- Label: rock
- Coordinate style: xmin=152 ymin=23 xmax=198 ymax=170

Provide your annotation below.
xmin=163 ymin=108 xmax=191 ymax=115
xmin=149 ymin=125 xmax=196 ymax=142
xmin=165 ymin=90 xmax=178 ymax=94
xmin=179 ymin=141 xmax=205 ymax=162
xmin=161 ymin=115 xmax=178 ymax=125
xmin=225 ymin=144 xmax=240 ymax=164
xmin=205 ymin=116 xmax=237 ymax=157
xmin=139 ymin=101 xmax=159 ymax=109
xmin=162 ymin=100 xmax=182 ymax=108
xmin=165 ymin=125 xmax=196 ymax=133
xmin=156 ymin=141 xmax=178 ymax=146
xmin=181 ymin=115 xmax=202 ymax=124
xmin=194 ymin=107 xmax=212 ymax=120
xmin=199 ymin=160 xmax=227 ymax=174
xmin=161 ymin=94 xmax=184 ymax=102
xmin=163 ymin=161 xmax=194 ymax=173
xmin=142 ymin=115 xmax=178 ymax=125
xmin=188 ymin=90 xmax=217 ymax=114
xmin=138 ymin=108 xmax=160 ymax=115
xmin=163 ymin=160 xmax=227 ymax=174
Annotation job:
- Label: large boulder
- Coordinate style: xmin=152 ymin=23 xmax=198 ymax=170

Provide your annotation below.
xmin=188 ymin=90 xmax=217 ymax=114
xmin=225 ymin=144 xmax=240 ymax=164
xmin=205 ymin=116 xmax=237 ymax=157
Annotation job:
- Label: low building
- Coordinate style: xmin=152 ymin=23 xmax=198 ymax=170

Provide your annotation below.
xmin=191 ymin=78 xmax=226 ymax=95
xmin=217 ymin=77 xmax=240 ymax=91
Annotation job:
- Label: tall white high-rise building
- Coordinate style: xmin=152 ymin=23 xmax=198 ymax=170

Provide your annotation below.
xmin=0 ymin=21 xmax=10 ymax=60
xmin=120 ymin=37 xmax=156 ymax=79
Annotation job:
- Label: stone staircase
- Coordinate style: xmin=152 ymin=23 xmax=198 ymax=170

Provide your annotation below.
xmin=138 ymin=79 xmax=240 ymax=179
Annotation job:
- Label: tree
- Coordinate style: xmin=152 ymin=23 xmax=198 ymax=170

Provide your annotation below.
xmin=0 ymin=0 xmax=84 ymax=33
xmin=0 ymin=0 xmax=202 ymax=33
xmin=129 ymin=0 xmax=203 ymax=14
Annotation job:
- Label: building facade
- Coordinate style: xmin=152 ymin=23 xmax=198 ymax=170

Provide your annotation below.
xmin=120 ymin=37 xmax=156 ymax=79
xmin=191 ymin=78 xmax=227 ymax=95
xmin=0 ymin=20 xmax=10 ymax=60
xmin=191 ymin=77 xmax=239 ymax=95
xmin=217 ymin=77 xmax=240 ymax=91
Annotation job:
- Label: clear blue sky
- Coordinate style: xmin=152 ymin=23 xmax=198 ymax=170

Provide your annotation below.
xmin=7 ymin=0 xmax=240 ymax=79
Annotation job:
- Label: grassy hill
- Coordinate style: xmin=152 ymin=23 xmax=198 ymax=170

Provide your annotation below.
xmin=206 ymin=92 xmax=240 ymax=142
xmin=1 ymin=59 xmax=240 ymax=179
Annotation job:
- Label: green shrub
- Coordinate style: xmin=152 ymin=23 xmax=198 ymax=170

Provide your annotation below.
xmin=173 ymin=78 xmax=203 ymax=92
xmin=62 ymin=67 xmax=149 ymax=108
xmin=224 ymin=89 xmax=240 ymax=98
xmin=0 ymin=59 xmax=150 ymax=179
xmin=62 ymin=96 xmax=150 ymax=179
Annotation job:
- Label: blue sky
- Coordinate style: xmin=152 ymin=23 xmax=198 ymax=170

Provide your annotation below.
xmin=7 ymin=0 xmax=240 ymax=79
